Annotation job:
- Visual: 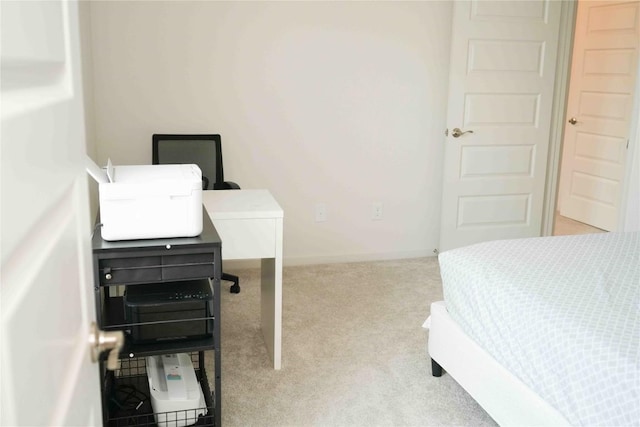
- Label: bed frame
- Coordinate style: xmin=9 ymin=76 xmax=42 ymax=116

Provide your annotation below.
xmin=426 ymin=301 xmax=571 ymax=426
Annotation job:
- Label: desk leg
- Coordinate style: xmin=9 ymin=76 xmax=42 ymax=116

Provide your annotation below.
xmin=261 ymin=256 xmax=282 ymax=370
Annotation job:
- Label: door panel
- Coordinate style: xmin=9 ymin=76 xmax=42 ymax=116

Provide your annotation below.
xmin=559 ymin=1 xmax=639 ymax=231
xmin=460 ymin=145 xmax=535 ymax=178
xmin=440 ymin=0 xmax=562 ymax=251
xmin=0 ymin=1 xmax=101 ymax=425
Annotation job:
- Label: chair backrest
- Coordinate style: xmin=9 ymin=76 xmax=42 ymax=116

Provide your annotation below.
xmin=152 ymin=134 xmax=224 ymax=190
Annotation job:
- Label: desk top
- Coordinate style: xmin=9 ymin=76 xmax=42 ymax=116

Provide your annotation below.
xmin=203 ymin=189 xmax=283 ymax=220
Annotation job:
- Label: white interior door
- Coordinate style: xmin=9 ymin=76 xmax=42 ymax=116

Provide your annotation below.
xmin=1 ymin=1 xmax=101 ymax=425
xmin=558 ymin=0 xmax=640 ymax=231
xmin=439 ymin=0 xmax=562 ymax=251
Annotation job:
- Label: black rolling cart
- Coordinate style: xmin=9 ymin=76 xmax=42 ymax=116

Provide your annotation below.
xmin=92 ymin=208 xmax=222 ymax=427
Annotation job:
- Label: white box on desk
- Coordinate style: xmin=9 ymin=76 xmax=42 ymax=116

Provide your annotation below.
xmin=98 ymin=164 xmax=203 ymax=241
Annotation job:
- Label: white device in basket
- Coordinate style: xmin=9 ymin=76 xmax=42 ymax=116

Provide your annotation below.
xmin=87 ymin=158 xmax=203 ymax=241
xmin=146 ymin=353 xmax=206 ymax=427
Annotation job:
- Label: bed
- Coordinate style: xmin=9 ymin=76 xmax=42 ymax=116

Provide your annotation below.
xmin=425 ymin=232 xmax=639 ymax=426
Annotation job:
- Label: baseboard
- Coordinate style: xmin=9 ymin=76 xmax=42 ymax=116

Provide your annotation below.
xmin=283 ymin=250 xmax=435 ymax=267
xmin=222 ymin=251 xmax=435 ymax=270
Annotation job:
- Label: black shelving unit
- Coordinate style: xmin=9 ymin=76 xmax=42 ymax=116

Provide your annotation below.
xmin=92 ymin=208 xmax=222 ymax=427
xmin=104 ymin=353 xmax=215 ymax=427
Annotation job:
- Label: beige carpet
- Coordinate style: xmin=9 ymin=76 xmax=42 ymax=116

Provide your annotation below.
xmin=553 ymin=211 xmax=606 ymax=236
xmin=216 ymin=257 xmax=496 ymax=427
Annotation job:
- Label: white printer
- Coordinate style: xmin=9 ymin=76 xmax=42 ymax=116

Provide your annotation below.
xmin=88 ymin=159 xmax=203 ymax=241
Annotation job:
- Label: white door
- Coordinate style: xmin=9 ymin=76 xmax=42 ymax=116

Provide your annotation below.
xmin=439 ymin=0 xmax=563 ymax=251
xmin=558 ymin=0 xmax=640 ymax=231
xmin=1 ymin=1 xmax=101 ymax=425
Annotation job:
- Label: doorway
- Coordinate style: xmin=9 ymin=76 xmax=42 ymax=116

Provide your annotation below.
xmin=553 ymin=0 xmax=639 ymax=236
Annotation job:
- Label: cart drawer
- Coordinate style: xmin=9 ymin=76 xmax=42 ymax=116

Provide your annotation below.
xmin=99 ymin=253 xmax=215 ymax=285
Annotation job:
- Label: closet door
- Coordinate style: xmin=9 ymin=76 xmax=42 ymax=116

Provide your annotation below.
xmin=439 ymin=0 xmax=562 ymax=251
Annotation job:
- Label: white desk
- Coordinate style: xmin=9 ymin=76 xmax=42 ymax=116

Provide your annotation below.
xmin=202 ymin=189 xmax=283 ymax=370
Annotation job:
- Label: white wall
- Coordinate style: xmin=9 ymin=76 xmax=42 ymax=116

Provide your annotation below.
xmin=88 ymin=1 xmax=453 ymax=265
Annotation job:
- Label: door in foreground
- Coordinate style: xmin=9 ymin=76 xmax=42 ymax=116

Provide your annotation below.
xmin=1 ymin=1 xmax=101 ymax=425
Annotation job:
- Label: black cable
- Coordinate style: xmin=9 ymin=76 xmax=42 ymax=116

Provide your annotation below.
xmin=109 ymin=384 xmax=150 ymax=425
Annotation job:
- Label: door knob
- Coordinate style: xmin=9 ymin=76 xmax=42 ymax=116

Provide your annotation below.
xmin=451 ymin=128 xmax=474 ymax=138
xmin=89 ymin=322 xmax=124 ymax=371
xmin=568 ymin=117 xmax=577 ymax=125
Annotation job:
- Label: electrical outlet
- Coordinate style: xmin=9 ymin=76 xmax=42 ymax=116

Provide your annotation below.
xmin=315 ymin=203 xmax=327 ymax=222
xmin=372 ymin=202 xmax=383 ymax=220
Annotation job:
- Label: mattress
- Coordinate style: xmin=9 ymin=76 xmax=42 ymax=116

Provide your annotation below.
xmin=438 ymin=232 xmax=640 ymax=426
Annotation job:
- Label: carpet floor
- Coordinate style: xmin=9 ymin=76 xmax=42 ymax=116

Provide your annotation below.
xmin=216 ymin=257 xmax=496 ymax=427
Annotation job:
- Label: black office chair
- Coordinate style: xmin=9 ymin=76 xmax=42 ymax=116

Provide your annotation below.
xmin=152 ymin=134 xmax=241 ymax=293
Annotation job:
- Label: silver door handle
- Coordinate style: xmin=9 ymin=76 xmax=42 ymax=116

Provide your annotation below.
xmin=89 ymin=322 xmax=124 ymax=371
xmin=451 ymin=128 xmax=474 ymax=138
xmin=568 ymin=117 xmax=577 ymax=125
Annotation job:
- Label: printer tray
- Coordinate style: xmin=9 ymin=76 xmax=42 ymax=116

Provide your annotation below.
xmin=124 ymin=280 xmax=214 ymax=344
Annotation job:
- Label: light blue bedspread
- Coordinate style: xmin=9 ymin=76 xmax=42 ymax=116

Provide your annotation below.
xmin=439 ymin=232 xmax=639 ymax=426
